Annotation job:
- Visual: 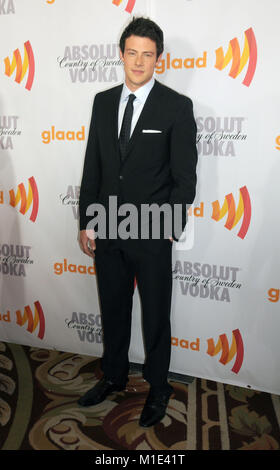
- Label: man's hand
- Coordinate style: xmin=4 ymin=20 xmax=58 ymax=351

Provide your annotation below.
xmin=80 ymin=229 xmax=96 ymax=258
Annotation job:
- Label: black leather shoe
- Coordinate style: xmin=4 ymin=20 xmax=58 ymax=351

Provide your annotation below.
xmin=78 ymin=378 xmax=126 ymax=407
xmin=139 ymin=388 xmax=173 ymax=427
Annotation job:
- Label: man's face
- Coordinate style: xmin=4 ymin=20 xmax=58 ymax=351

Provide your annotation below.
xmin=120 ymin=35 xmax=162 ymax=91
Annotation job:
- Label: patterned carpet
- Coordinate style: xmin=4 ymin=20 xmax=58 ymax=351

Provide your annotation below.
xmin=1 ymin=341 xmax=280 ymax=451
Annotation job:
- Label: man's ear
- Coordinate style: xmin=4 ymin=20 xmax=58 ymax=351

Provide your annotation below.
xmin=119 ymin=49 xmax=124 ymax=62
xmin=155 ymin=53 xmax=163 ymax=67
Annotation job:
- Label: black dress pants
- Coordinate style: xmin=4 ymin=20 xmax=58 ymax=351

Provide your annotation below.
xmin=94 ymin=238 xmax=173 ymax=392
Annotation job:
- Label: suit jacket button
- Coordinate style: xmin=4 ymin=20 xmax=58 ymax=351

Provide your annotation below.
xmin=119 ymin=175 xmax=123 ymax=180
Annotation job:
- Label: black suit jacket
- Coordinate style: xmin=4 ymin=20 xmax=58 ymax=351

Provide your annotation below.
xmin=79 ymin=80 xmax=197 ymax=246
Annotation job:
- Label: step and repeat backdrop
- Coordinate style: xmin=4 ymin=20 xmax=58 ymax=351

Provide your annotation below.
xmin=0 ymin=0 xmax=279 ymax=395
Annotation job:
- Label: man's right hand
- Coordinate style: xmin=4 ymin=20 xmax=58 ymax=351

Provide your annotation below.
xmin=80 ymin=229 xmax=96 ymax=258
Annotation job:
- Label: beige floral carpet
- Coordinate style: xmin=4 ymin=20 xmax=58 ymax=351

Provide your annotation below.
xmin=1 ymin=341 xmax=280 ymax=451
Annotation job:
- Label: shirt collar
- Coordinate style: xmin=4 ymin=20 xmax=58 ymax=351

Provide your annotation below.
xmin=121 ymin=77 xmax=155 ymax=103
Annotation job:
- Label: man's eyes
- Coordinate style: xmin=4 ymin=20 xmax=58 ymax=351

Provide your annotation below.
xmin=127 ymin=51 xmax=153 ymax=58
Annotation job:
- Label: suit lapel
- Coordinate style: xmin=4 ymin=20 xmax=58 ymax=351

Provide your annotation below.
xmin=122 ymin=80 xmax=163 ymax=165
xmin=109 ymin=84 xmax=123 ymax=155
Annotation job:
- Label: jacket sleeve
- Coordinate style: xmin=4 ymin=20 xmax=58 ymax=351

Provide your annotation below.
xmin=169 ymin=97 xmax=198 ymax=240
xmin=79 ymin=95 xmax=102 ymax=231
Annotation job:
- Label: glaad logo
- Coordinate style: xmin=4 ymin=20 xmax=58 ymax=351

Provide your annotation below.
xmin=211 ymin=186 xmax=251 ymax=239
xmin=207 ymin=329 xmax=244 ymax=374
xmin=4 ymin=40 xmax=35 ymax=91
xmin=54 ymin=259 xmax=96 ymax=276
xmin=0 ymin=301 xmax=45 ymax=340
xmin=15 ymin=301 xmax=45 ymax=340
xmin=215 ymin=27 xmax=257 ymax=87
xmin=171 ymin=328 xmax=244 ymax=374
xmin=42 ymin=126 xmax=85 ymax=144
xmin=112 ymin=0 xmax=136 ymax=14
xmin=9 ymin=176 xmax=39 ymax=222
xmin=156 ymin=51 xmax=206 ymax=74
xmin=172 ymin=336 xmax=200 ymax=351
xmin=170 ymin=187 xmax=251 ymax=240
xmin=156 ymin=28 xmax=257 ymax=87
xmin=0 ymin=0 xmax=15 ymax=15
xmin=268 ymin=288 xmax=279 ymax=303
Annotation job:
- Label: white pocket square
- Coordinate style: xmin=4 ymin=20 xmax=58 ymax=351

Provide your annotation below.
xmin=142 ymin=129 xmax=162 ymax=133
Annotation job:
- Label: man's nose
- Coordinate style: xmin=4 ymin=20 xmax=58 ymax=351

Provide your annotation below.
xmin=135 ymin=54 xmax=143 ymax=66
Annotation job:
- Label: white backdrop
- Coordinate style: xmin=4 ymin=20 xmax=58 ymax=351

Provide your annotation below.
xmin=1 ymin=0 xmax=279 ymax=395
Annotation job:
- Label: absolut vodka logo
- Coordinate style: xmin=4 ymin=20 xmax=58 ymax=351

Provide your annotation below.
xmin=0 ymin=115 xmax=21 ymax=150
xmin=59 ymin=185 xmax=79 ymax=219
xmin=57 ymin=43 xmax=122 ymax=83
xmin=173 ymin=260 xmax=242 ymax=302
xmin=0 ymin=0 xmax=15 ymax=15
xmin=196 ymin=116 xmax=247 ymax=157
xmin=0 ymin=244 xmax=33 ymax=276
xmin=65 ymin=312 xmax=102 ymax=343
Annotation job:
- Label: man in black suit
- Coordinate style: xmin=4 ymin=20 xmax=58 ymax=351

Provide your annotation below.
xmin=78 ymin=17 xmax=197 ymax=427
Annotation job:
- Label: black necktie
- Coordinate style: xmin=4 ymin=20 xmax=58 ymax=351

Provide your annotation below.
xmin=119 ymin=93 xmax=136 ymax=161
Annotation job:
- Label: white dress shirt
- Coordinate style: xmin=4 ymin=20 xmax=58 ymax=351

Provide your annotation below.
xmin=118 ymin=77 xmax=155 ymax=138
